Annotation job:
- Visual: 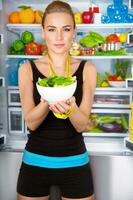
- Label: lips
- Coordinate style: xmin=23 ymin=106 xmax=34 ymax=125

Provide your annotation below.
xmin=54 ymin=44 xmax=65 ymax=48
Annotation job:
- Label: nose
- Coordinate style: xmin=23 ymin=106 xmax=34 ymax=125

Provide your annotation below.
xmin=56 ymin=30 xmax=63 ymax=41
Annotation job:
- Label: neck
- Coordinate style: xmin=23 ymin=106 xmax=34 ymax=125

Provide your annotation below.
xmin=47 ymin=50 xmax=69 ymax=69
xmin=47 ymin=50 xmax=71 ymax=77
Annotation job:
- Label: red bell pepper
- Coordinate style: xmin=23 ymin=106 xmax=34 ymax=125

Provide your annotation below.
xmin=25 ymin=42 xmax=42 ymax=55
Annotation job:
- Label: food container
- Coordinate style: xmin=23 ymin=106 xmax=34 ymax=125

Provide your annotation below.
xmin=36 ymin=80 xmax=77 ymax=104
xmin=93 ymin=13 xmax=102 ymax=24
xmin=80 ymin=48 xmax=95 ymax=55
xmin=109 ymin=81 xmax=126 ymax=88
xmin=99 ymin=42 xmax=121 ymax=51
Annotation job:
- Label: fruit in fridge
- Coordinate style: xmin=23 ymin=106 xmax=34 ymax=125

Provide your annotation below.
xmin=34 ymin=10 xmax=44 ymax=24
xmin=8 ymin=11 xmax=20 ymax=23
xmin=18 ymin=5 xmax=35 ymax=24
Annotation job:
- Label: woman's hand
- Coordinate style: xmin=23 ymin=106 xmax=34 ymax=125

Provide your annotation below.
xmin=49 ymin=96 xmax=75 ymax=114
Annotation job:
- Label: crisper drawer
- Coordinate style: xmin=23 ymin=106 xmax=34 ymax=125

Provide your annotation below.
xmin=8 ymin=89 xmax=20 ymax=106
xmin=93 ymin=90 xmax=132 ymax=108
xmin=84 ymin=108 xmax=131 ymax=137
xmin=8 ymin=107 xmax=25 ymax=136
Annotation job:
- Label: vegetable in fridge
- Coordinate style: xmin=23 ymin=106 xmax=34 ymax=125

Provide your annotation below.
xmin=21 ymin=31 xmax=34 ymax=44
xmin=37 ymin=76 xmax=76 ymax=87
xmin=12 ymin=39 xmax=25 ymax=51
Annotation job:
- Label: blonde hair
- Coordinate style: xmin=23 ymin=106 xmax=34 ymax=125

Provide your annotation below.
xmin=41 ymin=0 xmax=75 ymax=28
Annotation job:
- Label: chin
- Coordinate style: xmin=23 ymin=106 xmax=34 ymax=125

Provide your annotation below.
xmin=53 ymin=47 xmax=69 ymax=54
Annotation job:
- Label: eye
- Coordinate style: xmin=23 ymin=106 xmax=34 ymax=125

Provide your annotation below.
xmin=64 ymin=28 xmax=71 ymax=32
xmin=48 ymin=28 xmax=55 ymax=32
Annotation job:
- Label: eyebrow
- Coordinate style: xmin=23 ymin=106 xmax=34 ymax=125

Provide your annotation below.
xmin=47 ymin=25 xmax=72 ymax=28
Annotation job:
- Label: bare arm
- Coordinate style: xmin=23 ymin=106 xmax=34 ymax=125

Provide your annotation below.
xmin=18 ymin=62 xmax=49 ymax=131
xmin=68 ymin=62 xmax=97 ymax=132
xmin=49 ymin=62 xmax=97 ymax=132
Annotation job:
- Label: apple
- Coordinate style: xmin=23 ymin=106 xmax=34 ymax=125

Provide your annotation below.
xmin=74 ymin=12 xmax=82 ymax=24
xmin=82 ymin=11 xmax=93 ymax=24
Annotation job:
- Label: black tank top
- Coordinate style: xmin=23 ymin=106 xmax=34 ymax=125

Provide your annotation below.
xmin=25 ymin=60 xmax=87 ymax=157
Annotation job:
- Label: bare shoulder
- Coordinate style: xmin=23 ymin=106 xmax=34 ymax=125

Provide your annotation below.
xmin=83 ymin=61 xmax=97 ymax=82
xmin=71 ymin=57 xmax=80 ymax=65
xmin=19 ymin=61 xmax=31 ymax=73
xmin=84 ymin=61 xmax=97 ymax=73
xmin=19 ymin=61 xmax=33 ymax=81
xmin=34 ymin=57 xmax=47 ymax=65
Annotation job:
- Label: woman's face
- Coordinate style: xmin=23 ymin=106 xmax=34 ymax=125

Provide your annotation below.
xmin=42 ymin=12 xmax=75 ymax=54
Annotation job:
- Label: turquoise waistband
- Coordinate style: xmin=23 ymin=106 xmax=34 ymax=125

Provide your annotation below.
xmin=22 ymin=150 xmax=89 ymax=169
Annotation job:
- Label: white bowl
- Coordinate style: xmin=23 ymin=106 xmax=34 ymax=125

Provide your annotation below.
xmin=36 ymin=81 xmax=77 ymax=104
xmin=109 ymin=81 xmax=126 ymax=88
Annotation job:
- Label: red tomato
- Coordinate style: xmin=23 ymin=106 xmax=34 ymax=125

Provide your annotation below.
xmin=25 ymin=42 xmax=42 ymax=55
xmin=106 ymin=34 xmax=119 ymax=43
xmin=108 ymin=75 xmax=118 ymax=81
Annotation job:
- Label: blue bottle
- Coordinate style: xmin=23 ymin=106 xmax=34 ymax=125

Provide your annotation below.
xmin=124 ymin=14 xmax=133 ymax=23
xmin=101 ymin=15 xmax=111 ymax=23
xmin=112 ymin=14 xmax=123 ymax=23
xmin=113 ymin=0 xmax=123 ymax=6
xmin=120 ymin=5 xmax=128 ymax=16
xmin=107 ymin=4 xmax=116 ymax=16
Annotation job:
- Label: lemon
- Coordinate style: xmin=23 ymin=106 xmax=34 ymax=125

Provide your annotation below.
xmin=101 ymin=81 xmax=109 ymax=87
xmin=119 ymin=33 xmax=127 ymax=43
xmin=117 ymin=75 xmax=123 ymax=81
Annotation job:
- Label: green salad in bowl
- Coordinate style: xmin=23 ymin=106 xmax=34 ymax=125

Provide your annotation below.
xmin=36 ymin=76 xmax=77 ymax=103
xmin=37 ymin=76 xmax=76 ymax=87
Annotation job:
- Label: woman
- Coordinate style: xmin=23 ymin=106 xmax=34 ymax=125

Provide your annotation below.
xmin=17 ymin=1 xmax=97 ymax=200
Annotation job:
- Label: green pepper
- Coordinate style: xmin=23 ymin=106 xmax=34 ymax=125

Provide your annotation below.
xmin=8 ymin=46 xmax=17 ymax=55
xmin=12 ymin=40 xmax=24 ymax=52
xmin=21 ymin=31 xmax=34 ymax=44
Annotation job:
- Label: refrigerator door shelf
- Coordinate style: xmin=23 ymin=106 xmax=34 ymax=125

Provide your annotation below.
xmin=0 ymin=134 xmax=6 ymax=149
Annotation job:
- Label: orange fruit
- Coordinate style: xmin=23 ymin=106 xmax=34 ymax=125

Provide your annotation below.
xmin=9 ymin=11 xmax=20 ymax=23
xmin=19 ymin=8 xmax=35 ymax=24
xmin=34 ymin=10 xmax=44 ymax=24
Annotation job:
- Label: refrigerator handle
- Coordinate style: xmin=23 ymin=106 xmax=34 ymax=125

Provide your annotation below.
xmin=0 ymin=34 xmax=4 ymax=44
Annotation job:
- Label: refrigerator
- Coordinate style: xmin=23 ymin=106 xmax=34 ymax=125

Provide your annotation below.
xmin=0 ymin=0 xmax=133 ymax=200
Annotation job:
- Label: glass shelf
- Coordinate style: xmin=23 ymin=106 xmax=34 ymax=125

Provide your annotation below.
xmin=6 ymin=23 xmax=133 ymax=30
xmin=6 ymin=54 xmax=133 ymax=59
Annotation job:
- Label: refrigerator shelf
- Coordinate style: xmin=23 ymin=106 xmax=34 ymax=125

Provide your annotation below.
xmin=6 ymin=55 xmax=133 ymax=59
xmin=73 ymin=55 xmax=133 ymax=59
xmin=92 ymin=104 xmax=130 ymax=108
xmin=95 ymin=87 xmax=133 ymax=91
xmin=83 ymin=132 xmax=129 ymax=137
xmin=6 ymin=23 xmax=133 ymax=30
xmin=7 ymin=86 xmax=133 ymax=92
xmin=6 ymin=55 xmax=42 ymax=59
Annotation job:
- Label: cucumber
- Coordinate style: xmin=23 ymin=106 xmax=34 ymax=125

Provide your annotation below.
xmin=121 ymin=114 xmax=128 ymax=130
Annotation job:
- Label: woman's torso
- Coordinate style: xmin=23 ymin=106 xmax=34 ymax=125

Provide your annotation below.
xmin=25 ymin=59 xmax=87 ymax=157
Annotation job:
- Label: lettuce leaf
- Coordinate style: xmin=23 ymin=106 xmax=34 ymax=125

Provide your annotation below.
xmin=37 ymin=76 xmax=76 ymax=87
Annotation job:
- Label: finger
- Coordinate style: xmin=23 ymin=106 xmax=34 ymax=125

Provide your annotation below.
xmin=54 ymin=103 xmax=67 ymax=113
xmin=40 ymin=97 xmax=45 ymax=102
xmin=57 ymin=102 xmax=70 ymax=112
xmin=70 ymin=96 xmax=76 ymax=103
xmin=49 ymin=105 xmax=60 ymax=113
